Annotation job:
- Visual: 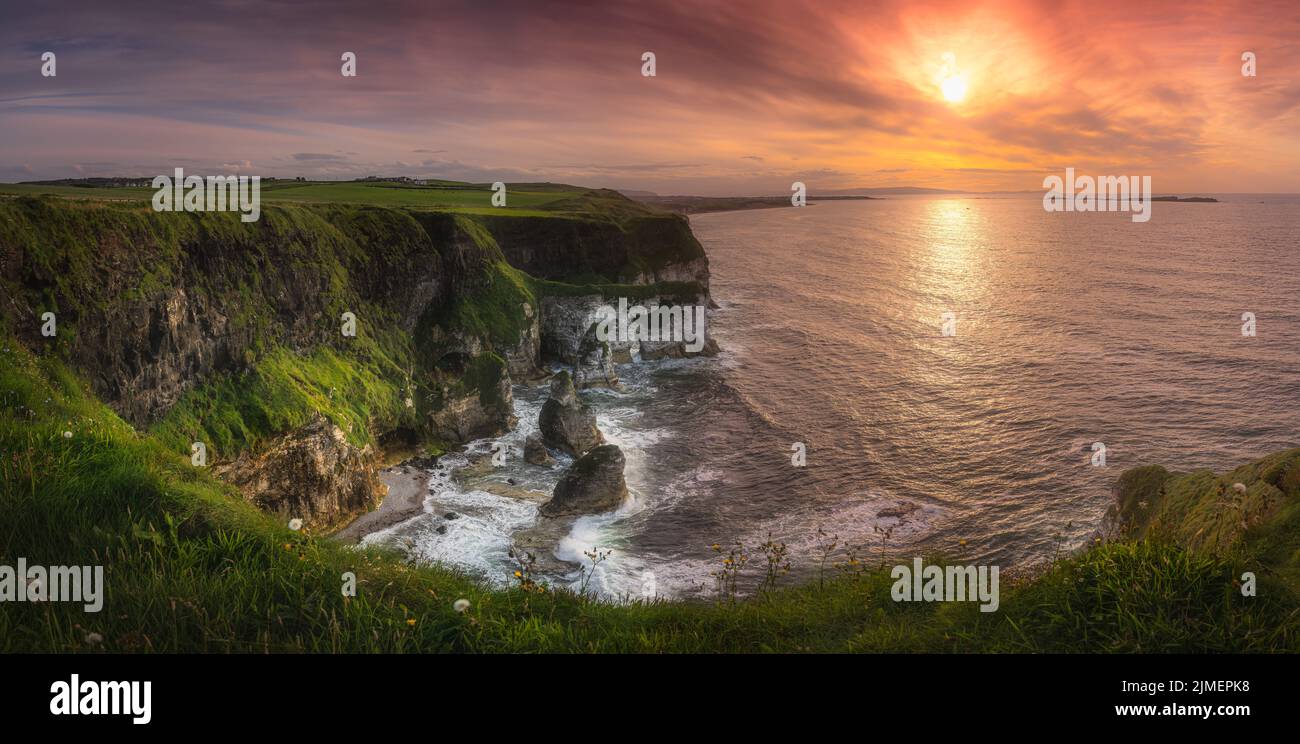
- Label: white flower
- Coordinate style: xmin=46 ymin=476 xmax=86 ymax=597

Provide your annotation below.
xmin=62 ymin=431 xmax=72 ymax=439
xmin=453 ymin=598 xmax=471 ymax=613
xmin=84 ymin=632 xmax=103 ymax=645
xmin=288 ymin=518 xmax=303 ymax=531
xmin=1232 ymin=482 xmax=1248 ymax=494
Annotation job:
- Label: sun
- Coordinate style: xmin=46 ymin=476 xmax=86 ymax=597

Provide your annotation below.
xmin=937 ymin=51 xmax=968 ymax=104
xmin=941 ymin=75 xmax=968 ymax=103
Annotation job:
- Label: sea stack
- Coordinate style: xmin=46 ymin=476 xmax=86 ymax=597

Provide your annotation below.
xmin=538 ymin=370 xmax=604 ymax=457
xmin=524 ymin=432 xmax=556 ymax=467
xmin=539 ymin=444 xmax=628 ymax=517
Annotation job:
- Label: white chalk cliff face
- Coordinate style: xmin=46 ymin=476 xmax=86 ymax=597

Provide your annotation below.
xmin=539 ymin=291 xmax=717 ymax=388
xmin=631 ymin=255 xmax=710 ymax=287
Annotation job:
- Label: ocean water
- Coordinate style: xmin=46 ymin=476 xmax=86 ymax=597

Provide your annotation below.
xmin=364 ymin=194 xmax=1300 ymax=599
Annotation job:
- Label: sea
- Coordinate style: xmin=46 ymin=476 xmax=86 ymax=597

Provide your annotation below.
xmin=361 ymin=194 xmax=1300 ymax=600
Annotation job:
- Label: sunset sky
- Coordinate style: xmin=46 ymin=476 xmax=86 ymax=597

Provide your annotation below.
xmin=1 ymin=0 xmax=1297 ymax=194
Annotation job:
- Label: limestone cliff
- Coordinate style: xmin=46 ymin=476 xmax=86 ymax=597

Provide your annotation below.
xmin=0 ymin=192 xmax=711 ymax=528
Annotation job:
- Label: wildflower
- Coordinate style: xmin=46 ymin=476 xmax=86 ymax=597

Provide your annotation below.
xmin=288 ymin=518 xmax=303 ymax=531
xmin=62 ymin=431 xmax=72 ymax=439
xmin=406 ymin=618 xmax=416 ymax=626
xmin=84 ymin=632 xmax=103 ymax=645
xmin=514 ymin=571 xmax=522 ymax=578
xmin=1233 ymin=482 xmax=1248 ymax=494
xmin=959 ymin=539 xmax=967 ymax=547
xmin=453 ymin=599 xmax=470 ymax=613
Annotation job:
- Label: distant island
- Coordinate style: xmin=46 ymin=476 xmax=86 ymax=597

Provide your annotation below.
xmin=634 ymin=194 xmax=877 ymax=214
xmin=1150 ymin=196 xmax=1219 ymax=202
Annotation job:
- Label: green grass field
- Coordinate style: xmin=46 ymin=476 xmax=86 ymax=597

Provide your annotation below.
xmin=0 ymin=180 xmax=597 ymax=216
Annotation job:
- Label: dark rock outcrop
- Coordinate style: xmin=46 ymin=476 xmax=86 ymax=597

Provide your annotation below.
xmin=476 ymin=209 xmax=710 ymax=287
xmin=539 ymin=444 xmax=628 ymax=517
xmin=573 ymin=326 xmax=621 ymax=388
xmin=538 ymin=370 xmax=603 ymax=456
xmin=524 ymin=433 xmax=555 ymax=466
xmin=639 ymin=334 xmax=720 ymax=360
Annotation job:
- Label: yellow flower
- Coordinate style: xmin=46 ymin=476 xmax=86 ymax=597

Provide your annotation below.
xmin=406 ymin=618 xmax=416 ymax=626
xmin=514 ymin=571 xmax=522 ymax=578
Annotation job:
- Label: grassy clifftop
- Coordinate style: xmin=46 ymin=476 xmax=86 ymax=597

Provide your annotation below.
xmin=1109 ymin=450 xmax=1300 ymax=594
xmin=0 ymin=190 xmax=704 ymax=461
xmin=2 ymin=333 xmax=1297 ymax=651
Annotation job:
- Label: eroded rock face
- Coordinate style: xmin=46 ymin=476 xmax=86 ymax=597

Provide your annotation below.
xmin=539 ymin=444 xmax=628 ymax=517
xmin=539 ymin=293 xmax=715 ymax=380
xmin=502 ymin=301 xmax=542 ymax=380
xmin=538 ymin=370 xmax=603 ymax=456
xmin=539 ymin=295 xmax=623 ymax=388
xmin=425 ymin=356 xmax=517 ymax=443
xmin=214 ymin=414 xmax=385 ymax=529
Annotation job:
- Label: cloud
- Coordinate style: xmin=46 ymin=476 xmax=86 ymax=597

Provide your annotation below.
xmin=0 ymin=0 xmax=1296 ymax=191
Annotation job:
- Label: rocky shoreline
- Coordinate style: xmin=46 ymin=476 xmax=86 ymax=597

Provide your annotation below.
xmin=0 ymin=193 xmax=723 ymax=565
xmin=334 ymin=366 xmax=638 ymax=565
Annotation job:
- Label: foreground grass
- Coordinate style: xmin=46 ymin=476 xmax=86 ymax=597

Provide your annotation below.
xmin=2 ymin=340 xmax=1297 ymax=652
